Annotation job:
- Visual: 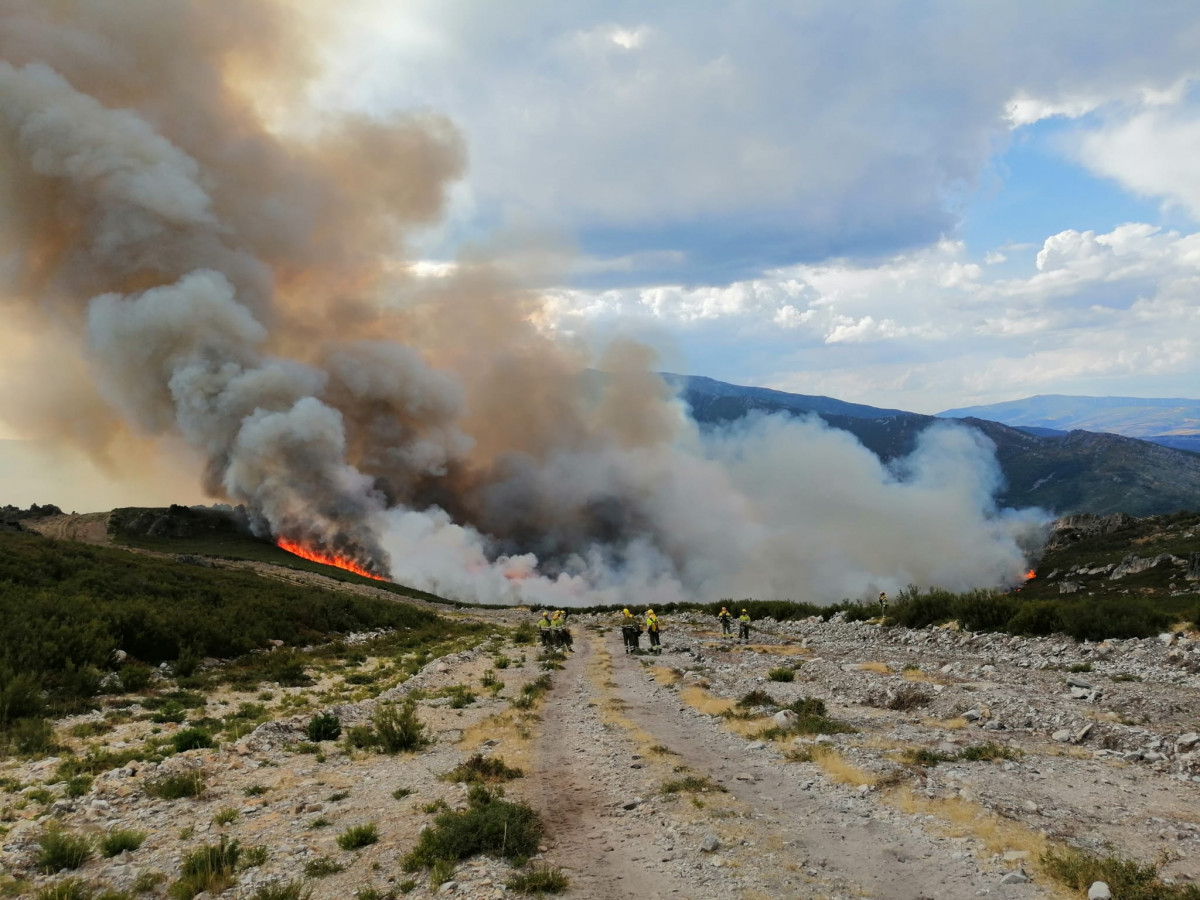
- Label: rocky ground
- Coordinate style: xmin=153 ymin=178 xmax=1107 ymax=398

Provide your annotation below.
xmin=2 ymin=596 xmax=1199 ymax=900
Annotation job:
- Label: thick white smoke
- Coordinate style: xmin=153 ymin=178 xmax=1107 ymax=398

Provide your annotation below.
xmin=381 ymin=412 xmax=1046 ymax=607
xmin=0 ymin=3 xmax=1047 ymax=605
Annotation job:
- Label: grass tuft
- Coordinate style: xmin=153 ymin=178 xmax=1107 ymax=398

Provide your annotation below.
xmin=506 ymin=867 xmax=570 ymax=895
xmin=37 ymin=827 xmax=93 ymax=873
xmin=145 ymin=771 xmax=205 ymax=800
xmin=100 ymin=828 xmax=147 ymax=857
xmin=440 ymin=754 xmax=523 ymax=784
xmin=336 ymin=823 xmax=380 ymax=851
xmin=402 ymin=785 xmax=542 ymax=872
xmin=170 ymin=836 xmax=239 ymax=900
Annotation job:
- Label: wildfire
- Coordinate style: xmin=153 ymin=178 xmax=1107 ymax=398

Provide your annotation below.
xmin=276 ymin=537 xmax=386 ymax=581
xmin=1024 ymin=569 xmax=1036 ymax=581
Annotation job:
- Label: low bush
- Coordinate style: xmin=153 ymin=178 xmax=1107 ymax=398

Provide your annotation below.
xmin=100 ymin=828 xmax=147 ymax=857
xmin=901 ymin=747 xmax=951 ymax=767
xmin=766 ymin=667 xmax=794 ymax=683
xmin=246 ymin=883 xmax=311 ymax=900
xmin=440 ymin=754 xmax=523 ymax=784
xmin=1041 ymin=845 xmax=1200 ymax=900
xmin=735 ymin=689 xmax=777 ymax=709
xmin=171 ymin=728 xmax=214 ymax=753
xmin=65 ymin=775 xmax=93 ymax=798
xmin=307 ymin=712 xmax=342 ymax=743
xmin=145 ymin=771 xmax=205 ymax=800
xmin=302 ymin=856 xmax=344 ymax=878
xmin=660 ymin=775 xmax=725 ymax=794
xmin=171 ymin=836 xmax=239 ymax=900
xmin=336 ymin=823 xmax=379 ymax=851
xmin=402 ymin=785 xmax=543 ymax=871
xmin=374 ymin=699 xmax=429 ymax=753
xmin=213 ymin=807 xmax=239 ymax=826
xmin=37 ymin=827 xmax=93 ymax=873
xmin=445 ymin=685 xmax=476 ymax=709
xmin=506 ymin=867 xmax=570 ymax=895
xmin=240 ymin=845 xmax=269 ymax=869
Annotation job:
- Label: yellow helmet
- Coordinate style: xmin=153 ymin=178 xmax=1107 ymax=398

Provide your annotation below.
xmin=646 ymin=609 xmax=654 ymax=616
xmin=622 ymin=608 xmax=630 ymax=615
xmin=741 ymin=609 xmax=748 ymax=613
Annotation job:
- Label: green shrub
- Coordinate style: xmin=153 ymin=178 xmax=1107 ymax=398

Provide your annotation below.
xmin=511 ymin=623 xmax=537 ymax=645
xmin=336 ymin=823 xmax=379 ymax=851
xmin=246 ymin=882 xmax=311 ymax=900
xmin=100 ymin=828 xmax=147 ymax=857
xmin=767 ymin=667 xmax=794 ymax=682
xmin=758 ymin=697 xmax=855 ymax=738
xmin=302 ymin=856 xmax=344 ymax=878
xmin=145 ymin=771 xmax=205 ymax=800
xmin=65 ymin=775 xmax=93 ymax=798
xmin=119 ymin=664 xmax=154 ymax=693
xmin=1067 ymin=662 xmax=1093 ymax=673
xmin=506 ymin=867 xmax=570 ymax=895
xmin=344 ymin=724 xmax=378 ymax=750
xmin=374 ymin=699 xmax=429 ymax=753
xmin=660 ymin=775 xmax=725 ymax=794
xmin=735 ymin=689 xmax=776 ymax=708
xmin=901 ymin=747 xmax=951 ymax=767
xmin=493 ymin=656 xmax=512 ymax=669
xmin=171 ymin=728 xmax=214 ymax=753
xmin=307 ymin=712 xmax=342 ymax=742
xmin=243 ymin=784 xmax=268 ymax=797
xmin=240 ymin=845 xmax=269 ymax=869
xmin=445 ymin=685 xmax=476 ymax=709
xmin=171 ymin=837 xmax=240 ymax=900
xmin=402 ymin=785 xmax=543 ymax=871
xmin=4 ymin=717 xmax=58 ymax=755
xmin=213 ymin=807 xmax=239 ymax=826
xmin=392 ymin=786 xmax=413 ymax=799
xmin=37 ymin=826 xmax=93 ymax=873
xmin=440 ymin=754 xmax=523 ymax=784
xmin=34 ymin=879 xmax=92 ymax=900
xmin=132 ymin=871 xmax=166 ymax=894
xmin=1041 ymin=845 xmax=1200 ymax=900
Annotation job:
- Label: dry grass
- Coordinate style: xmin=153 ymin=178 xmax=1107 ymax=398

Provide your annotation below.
xmin=809 ymin=746 xmax=876 ymax=787
xmin=933 ymin=716 xmax=972 ymax=732
xmin=858 ymin=661 xmax=890 ymax=674
xmin=650 ymin=666 xmax=682 ymax=686
xmin=890 ymin=788 xmax=1049 ymax=874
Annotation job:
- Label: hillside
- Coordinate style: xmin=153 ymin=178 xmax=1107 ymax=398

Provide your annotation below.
xmin=937 ymin=394 xmax=1200 ymax=453
xmin=669 ymin=375 xmax=1200 ymax=516
xmin=0 ymin=524 xmax=1198 ymax=899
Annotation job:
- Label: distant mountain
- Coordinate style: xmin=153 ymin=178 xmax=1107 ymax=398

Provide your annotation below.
xmin=936 ymin=394 xmax=1200 ymax=453
xmin=666 ymin=375 xmax=1200 ymax=517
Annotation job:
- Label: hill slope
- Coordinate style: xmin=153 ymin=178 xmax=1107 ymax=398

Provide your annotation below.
xmin=670 ymin=376 xmax=1200 ymax=516
xmin=937 ymin=394 xmax=1200 ymax=452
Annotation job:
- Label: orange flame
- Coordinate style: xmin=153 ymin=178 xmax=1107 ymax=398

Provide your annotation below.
xmin=1024 ymin=569 xmax=1036 ymax=581
xmin=277 ymin=537 xmax=386 ymax=581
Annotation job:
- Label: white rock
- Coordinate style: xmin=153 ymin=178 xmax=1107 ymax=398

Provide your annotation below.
xmin=1052 ymin=729 xmax=1072 ymax=742
xmin=1087 ymin=881 xmax=1112 ymax=900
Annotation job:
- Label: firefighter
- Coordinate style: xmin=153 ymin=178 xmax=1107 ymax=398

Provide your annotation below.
xmin=645 ymin=609 xmax=661 ymax=654
xmin=620 ymin=607 xmax=640 ymax=654
xmin=537 ymin=610 xmax=553 ymax=649
xmin=556 ymin=609 xmax=573 ymax=650
xmin=717 ymin=606 xmax=733 ymax=635
xmin=878 ymin=591 xmax=888 ymax=618
xmin=738 ymin=608 xmax=751 ymax=643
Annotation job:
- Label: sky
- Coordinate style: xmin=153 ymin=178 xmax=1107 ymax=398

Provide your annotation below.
xmin=313 ymin=0 xmax=1200 ymax=415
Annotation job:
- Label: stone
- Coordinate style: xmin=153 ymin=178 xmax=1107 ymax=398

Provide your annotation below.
xmin=1088 ymin=882 xmax=1112 ymax=900
xmin=1176 ymin=732 xmax=1200 ymax=750
xmin=1000 ymin=870 xmax=1030 ymax=884
xmin=1052 ymin=729 xmax=1072 ymax=742
xmin=771 ymin=710 xmax=799 ymax=730
xmin=962 ymin=709 xmax=982 ymax=722
xmin=700 ymin=834 xmax=721 ymax=853
xmin=437 ymin=881 xmax=458 ymax=894
xmin=745 ymin=741 xmax=766 ymax=751
xmin=1066 ymin=676 xmax=1094 ymax=689
xmin=1073 ymin=723 xmax=1094 ymax=744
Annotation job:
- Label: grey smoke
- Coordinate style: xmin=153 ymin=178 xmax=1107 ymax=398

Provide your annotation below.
xmin=0 ymin=3 xmax=1047 ymax=601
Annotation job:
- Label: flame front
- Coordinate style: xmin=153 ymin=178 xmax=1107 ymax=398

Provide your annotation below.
xmin=1024 ymin=569 xmax=1036 ymax=581
xmin=277 ymin=538 xmax=386 ymax=581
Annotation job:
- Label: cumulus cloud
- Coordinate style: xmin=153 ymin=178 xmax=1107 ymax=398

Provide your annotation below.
xmin=546 ymin=224 xmax=1200 ymax=411
xmin=322 ymin=1 xmax=1200 ymax=279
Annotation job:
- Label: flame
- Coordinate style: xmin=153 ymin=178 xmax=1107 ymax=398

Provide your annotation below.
xmin=1024 ymin=569 xmax=1036 ymax=581
xmin=276 ymin=537 xmax=386 ymax=581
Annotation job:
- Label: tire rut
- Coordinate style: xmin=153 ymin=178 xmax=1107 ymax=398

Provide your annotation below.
xmin=525 ymin=635 xmax=691 ymax=900
xmin=607 ymin=633 xmax=1052 ymax=900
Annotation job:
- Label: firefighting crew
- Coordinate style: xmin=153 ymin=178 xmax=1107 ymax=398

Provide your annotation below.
xmin=537 ymin=611 xmax=553 ymax=648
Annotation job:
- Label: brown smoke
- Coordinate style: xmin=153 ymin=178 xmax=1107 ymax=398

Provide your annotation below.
xmin=0 ymin=1 xmax=1043 ymax=599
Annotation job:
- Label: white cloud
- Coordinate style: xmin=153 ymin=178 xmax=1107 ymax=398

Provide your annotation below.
xmin=320 ymin=2 xmax=1200 ymax=267
xmin=1075 ymin=105 xmax=1200 ymax=219
xmin=547 ymin=223 xmax=1200 ymax=412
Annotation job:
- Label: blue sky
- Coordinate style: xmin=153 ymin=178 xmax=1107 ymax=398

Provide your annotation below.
xmin=306 ymin=1 xmax=1200 ymax=414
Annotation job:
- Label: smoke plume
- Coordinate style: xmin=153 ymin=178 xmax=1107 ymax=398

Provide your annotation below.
xmin=0 ymin=1 xmax=1045 ymax=601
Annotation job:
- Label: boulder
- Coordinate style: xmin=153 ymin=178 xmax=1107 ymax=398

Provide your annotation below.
xmin=771 ymin=710 xmax=799 ymax=730
xmin=1088 ymin=882 xmax=1112 ymax=900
